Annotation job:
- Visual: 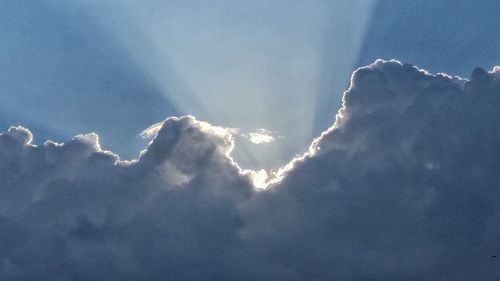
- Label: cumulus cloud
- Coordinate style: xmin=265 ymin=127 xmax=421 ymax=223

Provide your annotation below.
xmin=2 ymin=60 xmax=500 ymax=280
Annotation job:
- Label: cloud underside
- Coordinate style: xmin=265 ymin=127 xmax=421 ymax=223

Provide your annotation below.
xmin=2 ymin=60 xmax=500 ymax=280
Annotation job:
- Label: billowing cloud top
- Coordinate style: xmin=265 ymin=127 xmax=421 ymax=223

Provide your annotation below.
xmin=2 ymin=60 xmax=500 ymax=280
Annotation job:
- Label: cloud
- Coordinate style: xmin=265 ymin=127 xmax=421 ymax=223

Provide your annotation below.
xmin=242 ymin=129 xmax=278 ymax=144
xmin=2 ymin=60 xmax=500 ymax=280
xmin=139 ymin=122 xmax=164 ymax=139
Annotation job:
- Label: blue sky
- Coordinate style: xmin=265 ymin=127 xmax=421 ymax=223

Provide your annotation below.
xmin=1 ymin=0 xmax=499 ymax=169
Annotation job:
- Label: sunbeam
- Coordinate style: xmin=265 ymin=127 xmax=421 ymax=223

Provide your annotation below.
xmin=89 ymin=0 xmax=341 ymax=169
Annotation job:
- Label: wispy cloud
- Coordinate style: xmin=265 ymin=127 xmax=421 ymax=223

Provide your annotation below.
xmin=242 ymin=128 xmax=279 ymax=144
xmin=139 ymin=121 xmax=164 ymax=139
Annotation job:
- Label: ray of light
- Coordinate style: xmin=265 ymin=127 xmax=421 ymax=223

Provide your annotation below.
xmin=84 ymin=0 xmax=378 ymax=170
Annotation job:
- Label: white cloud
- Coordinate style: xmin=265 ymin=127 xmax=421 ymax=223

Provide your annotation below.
xmin=242 ymin=128 xmax=278 ymax=144
xmin=139 ymin=121 xmax=163 ymax=139
xmin=2 ymin=60 xmax=500 ymax=280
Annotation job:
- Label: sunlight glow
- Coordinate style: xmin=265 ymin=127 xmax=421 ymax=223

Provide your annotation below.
xmin=248 ymin=169 xmax=270 ymax=189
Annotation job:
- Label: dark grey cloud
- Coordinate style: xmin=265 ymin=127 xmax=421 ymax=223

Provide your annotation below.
xmin=2 ymin=60 xmax=500 ymax=280
xmin=245 ymin=61 xmax=500 ymax=280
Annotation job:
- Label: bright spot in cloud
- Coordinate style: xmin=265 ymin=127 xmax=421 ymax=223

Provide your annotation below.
xmin=248 ymin=169 xmax=270 ymax=189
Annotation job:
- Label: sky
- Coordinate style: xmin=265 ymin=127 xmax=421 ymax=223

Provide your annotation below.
xmin=7 ymin=0 xmax=500 ymax=169
xmin=2 ymin=1 xmax=500 ymax=280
